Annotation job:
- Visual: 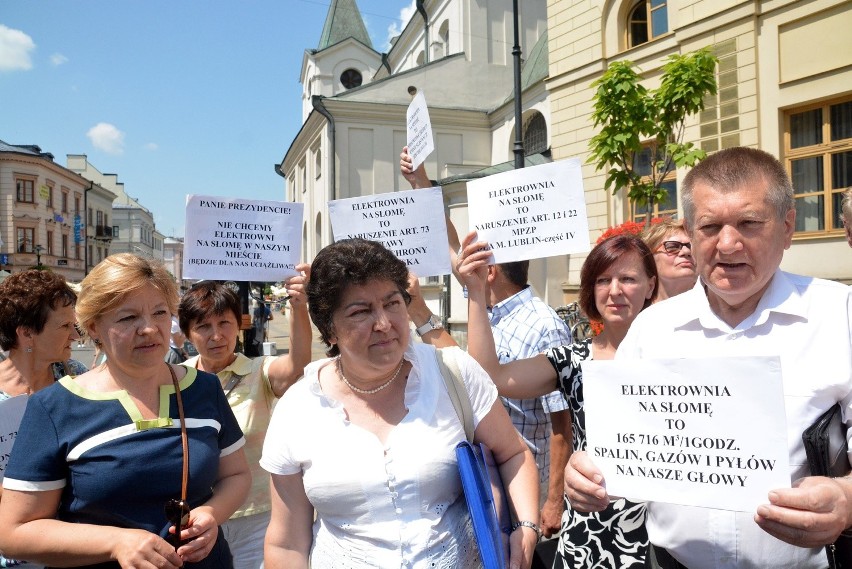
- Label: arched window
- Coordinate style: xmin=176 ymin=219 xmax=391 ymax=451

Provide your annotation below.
xmin=416 ymin=51 xmax=425 ymax=66
xmin=314 ymin=147 xmax=322 ymax=179
xmin=315 ymin=213 xmax=322 ymax=251
xmin=439 ymin=20 xmax=450 ymax=57
xmin=340 ymin=68 xmax=362 ymax=90
xmin=628 ymin=0 xmax=668 ymax=48
xmin=522 ymin=112 xmax=548 ymax=156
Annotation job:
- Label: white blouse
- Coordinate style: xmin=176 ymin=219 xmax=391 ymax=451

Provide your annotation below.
xmin=260 ymin=341 xmax=498 ymax=568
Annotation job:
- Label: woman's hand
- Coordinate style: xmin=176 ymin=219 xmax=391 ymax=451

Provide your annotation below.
xmin=112 ymin=529 xmax=183 ymax=569
xmin=174 ymin=507 xmax=219 ymax=563
xmin=285 ymin=263 xmax=310 ymax=311
xmin=456 ymin=231 xmax=492 ymax=297
xmin=508 ymin=525 xmax=538 ymax=569
xmin=399 ymin=146 xmax=432 ymax=189
xmin=564 ymin=451 xmax=610 ymax=512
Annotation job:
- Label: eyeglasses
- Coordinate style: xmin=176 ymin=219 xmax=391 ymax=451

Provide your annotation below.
xmin=661 ymin=240 xmax=691 ymax=255
xmin=164 ymin=498 xmax=190 ymax=549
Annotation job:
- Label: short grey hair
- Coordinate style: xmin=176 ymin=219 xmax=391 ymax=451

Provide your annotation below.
xmin=842 ymin=188 xmax=852 ymax=226
xmin=682 ymin=147 xmax=794 ymax=226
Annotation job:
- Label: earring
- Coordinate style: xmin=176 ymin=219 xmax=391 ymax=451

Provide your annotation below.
xmin=26 ymin=346 xmax=33 ymax=353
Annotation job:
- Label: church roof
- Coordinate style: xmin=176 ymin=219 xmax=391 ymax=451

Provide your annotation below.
xmin=520 ymin=30 xmax=548 ymax=91
xmin=318 ymin=0 xmax=372 ymax=51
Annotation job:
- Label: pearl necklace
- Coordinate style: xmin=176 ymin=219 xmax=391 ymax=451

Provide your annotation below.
xmin=337 ymin=356 xmax=405 ymax=395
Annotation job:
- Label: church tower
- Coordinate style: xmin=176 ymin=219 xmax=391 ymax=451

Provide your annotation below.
xmin=300 ymin=0 xmax=381 ymax=120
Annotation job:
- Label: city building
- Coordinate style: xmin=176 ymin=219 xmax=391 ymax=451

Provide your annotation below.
xmin=278 ymin=0 xmax=555 ymax=338
xmin=0 ymin=141 xmax=116 ymax=281
xmin=67 ymin=154 xmax=162 ymax=263
xmin=163 ymin=236 xmax=188 ymax=288
xmin=546 ymin=0 xmax=852 ymax=285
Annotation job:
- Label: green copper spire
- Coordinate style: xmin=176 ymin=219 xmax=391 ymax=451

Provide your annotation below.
xmin=318 ymin=0 xmax=373 ymax=50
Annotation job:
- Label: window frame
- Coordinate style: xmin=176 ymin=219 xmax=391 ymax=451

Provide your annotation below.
xmin=629 ymin=142 xmax=679 ymax=223
xmin=626 ymin=0 xmax=669 ymax=49
xmin=16 ymin=176 xmax=36 ymax=203
xmin=784 ymin=95 xmax=852 ymax=238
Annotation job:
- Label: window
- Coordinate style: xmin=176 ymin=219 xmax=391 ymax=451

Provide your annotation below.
xmin=113 ymin=225 xmax=120 ymax=238
xmin=627 ymin=0 xmax=668 ymax=48
xmin=785 ymin=96 xmax=852 ymax=235
xmin=314 ymin=148 xmax=322 ymax=179
xmin=17 ymin=227 xmax=34 ymax=253
xmin=62 ymin=234 xmax=68 ymax=258
xmin=16 ymin=178 xmax=35 ymax=203
xmin=700 ymin=39 xmax=741 ymax=152
xmin=104 ymin=213 xmax=109 ymax=228
xmin=73 ymin=194 xmax=79 ymax=214
xmin=522 ymin=112 xmax=548 ymax=156
xmin=630 ymin=144 xmax=678 ymax=223
xmin=75 ymin=241 xmax=80 ymax=260
xmin=340 ymin=68 xmax=362 ymax=89
xmin=46 ymin=231 xmax=54 ymax=256
xmin=96 ymin=210 xmax=104 ymax=226
xmin=47 ymin=185 xmax=54 ymax=208
xmin=88 ymin=207 xmax=94 ymax=226
xmin=97 ymin=247 xmax=103 ymax=263
xmin=88 ymin=245 xmax=93 ymax=265
xmin=439 ymin=20 xmax=450 ymax=57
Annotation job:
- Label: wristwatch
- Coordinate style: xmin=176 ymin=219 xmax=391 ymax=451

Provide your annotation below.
xmin=415 ymin=314 xmax=443 ymax=337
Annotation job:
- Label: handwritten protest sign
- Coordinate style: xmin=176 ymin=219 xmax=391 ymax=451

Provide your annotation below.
xmin=329 ymin=187 xmax=451 ymax=277
xmin=406 ymin=91 xmax=434 ymax=171
xmin=184 ymin=195 xmax=303 ymax=281
xmin=0 ymin=395 xmax=28 ymax=480
xmin=466 ymin=158 xmax=590 ymax=263
xmin=583 ymin=356 xmax=790 ymax=512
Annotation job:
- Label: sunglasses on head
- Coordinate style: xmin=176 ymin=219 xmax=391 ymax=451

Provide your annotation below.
xmin=661 ymin=240 xmax=691 ymax=255
xmin=164 ymin=498 xmax=190 ymax=549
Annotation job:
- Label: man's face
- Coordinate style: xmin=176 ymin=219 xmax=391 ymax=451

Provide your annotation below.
xmin=687 ymin=177 xmax=795 ymax=311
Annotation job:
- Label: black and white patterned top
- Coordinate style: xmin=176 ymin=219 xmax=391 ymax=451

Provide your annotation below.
xmin=546 ymin=340 xmax=648 ymax=569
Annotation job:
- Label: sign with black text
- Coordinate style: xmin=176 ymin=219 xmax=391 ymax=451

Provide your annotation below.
xmin=0 ymin=394 xmax=28 ymax=480
xmin=183 ymin=195 xmax=303 ymax=281
xmin=406 ymin=91 xmax=434 ymax=171
xmin=465 ymin=158 xmax=590 ymax=263
xmin=328 ymin=187 xmax=451 ymax=277
xmin=583 ymin=356 xmax=790 ymax=512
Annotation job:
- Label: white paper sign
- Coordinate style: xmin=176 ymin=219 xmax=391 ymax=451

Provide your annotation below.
xmin=406 ymin=91 xmax=434 ymax=171
xmin=183 ymin=195 xmax=303 ymax=281
xmin=0 ymin=394 xmax=28 ymax=481
xmin=466 ymin=158 xmax=590 ymax=263
xmin=583 ymin=356 xmax=790 ymax=512
xmin=328 ymin=187 xmax=451 ymax=277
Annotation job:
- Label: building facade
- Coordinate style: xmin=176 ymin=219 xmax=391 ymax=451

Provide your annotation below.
xmin=546 ymin=0 xmax=852 ymax=285
xmin=67 ymin=154 xmax=161 ymax=262
xmin=280 ymin=0 xmax=560 ymax=336
xmin=0 ymin=141 xmax=116 ymax=281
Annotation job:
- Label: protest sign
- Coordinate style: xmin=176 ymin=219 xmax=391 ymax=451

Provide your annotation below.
xmin=466 ymin=158 xmax=590 ymax=263
xmin=184 ymin=195 xmax=303 ymax=281
xmin=0 ymin=394 xmax=28 ymax=479
xmin=406 ymin=90 xmax=434 ymax=171
xmin=583 ymin=356 xmax=790 ymax=512
xmin=329 ymin=187 xmax=451 ymax=277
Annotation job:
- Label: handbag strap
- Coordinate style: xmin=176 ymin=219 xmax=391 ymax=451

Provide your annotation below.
xmin=435 ymin=347 xmax=474 ymax=442
xmin=167 ymin=363 xmax=189 ymax=503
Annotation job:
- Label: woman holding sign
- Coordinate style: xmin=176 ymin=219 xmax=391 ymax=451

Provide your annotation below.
xmin=457 ymin=233 xmax=658 ymax=569
xmin=178 ymin=270 xmax=311 ymax=569
xmin=260 ymin=238 xmax=540 ymax=569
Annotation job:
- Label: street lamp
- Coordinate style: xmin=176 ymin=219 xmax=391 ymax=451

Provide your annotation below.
xmin=34 ymin=244 xmax=44 ymax=269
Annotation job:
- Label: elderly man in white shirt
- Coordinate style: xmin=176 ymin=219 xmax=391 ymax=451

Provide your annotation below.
xmin=564 ymin=147 xmax=852 ymax=569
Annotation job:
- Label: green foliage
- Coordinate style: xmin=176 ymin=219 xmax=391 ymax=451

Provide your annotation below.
xmin=588 ymin=48 xmax=718 ymax=222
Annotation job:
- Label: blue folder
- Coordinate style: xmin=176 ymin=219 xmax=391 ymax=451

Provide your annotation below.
xmin=456 ymin=441 xmax=512 ymax=569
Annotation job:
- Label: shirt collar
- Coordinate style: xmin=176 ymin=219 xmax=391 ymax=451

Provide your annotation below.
xmin=187 ymin=352 xmax=254 ymax=377
xmin=677 ymin=269 xmax=807 ymax=332
xmin=489 ymin=285 xmax=532 ymax=325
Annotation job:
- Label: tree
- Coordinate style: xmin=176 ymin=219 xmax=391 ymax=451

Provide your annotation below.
xmin=588 ymin=48 xmax=718 ymax=225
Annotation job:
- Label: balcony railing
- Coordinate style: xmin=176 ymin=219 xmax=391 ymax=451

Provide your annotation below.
xmin=95 ymin=225 xmax=113 ymax=239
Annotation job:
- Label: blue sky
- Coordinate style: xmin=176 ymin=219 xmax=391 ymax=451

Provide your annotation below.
xmin=0 ymin=0 xmax=414 ymax=237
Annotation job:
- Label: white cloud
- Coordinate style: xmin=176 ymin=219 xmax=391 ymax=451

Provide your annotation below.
xmin=385 ymin=1 xmax=417 ymax=50
xmin=143 ymin=142 xmax=158 ymax=151
xmin=0 ymin=24 xmax=35 ymax=72
xmin=87 ymin=123 xmax=125 ymax=155
xmin=50 ymin=53 xmax=68 ymax=66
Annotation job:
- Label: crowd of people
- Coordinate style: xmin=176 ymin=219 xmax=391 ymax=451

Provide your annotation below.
xmin=0 ymin=146 xmax=849 ymax=569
